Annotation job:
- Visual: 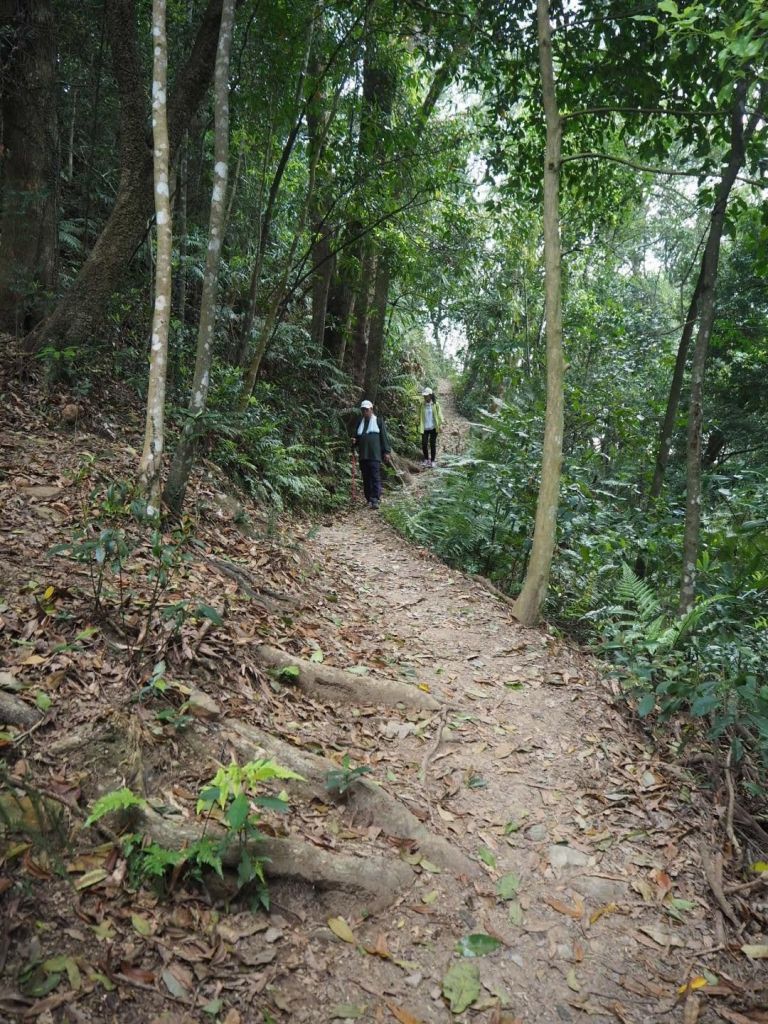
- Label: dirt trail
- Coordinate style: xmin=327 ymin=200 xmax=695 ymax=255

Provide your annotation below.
xmin=298 ymin=383 xmax=725 ymax=1023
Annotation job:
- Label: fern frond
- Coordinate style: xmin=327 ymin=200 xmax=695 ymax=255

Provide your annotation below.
xmin=615 ymin=563 xmax=661 ymax=620
xmin=86 ymin=787 xmax=146 ymax=826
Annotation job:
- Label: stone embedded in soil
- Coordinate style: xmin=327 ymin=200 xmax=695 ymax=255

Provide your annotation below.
xmin=527 ymin=823 xmax=548 ymax=842
xmin=549 ymin=844 xmax=591 ymax=869
xmin=187 ymin=688 xmax=221 ymax=719
xmin=571 ymin=874 xmax=627 ymax=902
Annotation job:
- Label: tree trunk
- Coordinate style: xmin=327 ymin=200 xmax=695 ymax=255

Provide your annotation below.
xmin=174 ymin=132 xmax=189 ymax=321
xmin=648 ymin=267 xmax=703 ymax=500
xmin=138 ymin=0 xmax=172 ymax=513
xmin=236 ymin=13 xmax=315 ymax=367
xmin=164 ymin=0 xmax=235 ymax=514
xmin=0 ymin=0 xmax=58 ymax=334
xmin=362 ymin=254 xmax=390 ymax=403
xmin=512 ymin=0 xmax=565 ymax=626
xmin=24 ymin=0 xmax=224 ymax=354
xmin=678 ymin=85 xmax=760 ymax=614
xmin=346 ymin=239 xmax=375 ymax=387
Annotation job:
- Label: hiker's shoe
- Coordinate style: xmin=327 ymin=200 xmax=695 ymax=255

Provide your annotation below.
xmin=421 ymin=459 xmax=430 ymax=467
xmin=371 ymin=501 xmax=380 ymax=510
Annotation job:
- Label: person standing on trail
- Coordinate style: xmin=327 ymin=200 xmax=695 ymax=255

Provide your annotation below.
xmin=353 ymin=399 xmax=392 ymax=510
xmin=419 ymin=387 xmax=443 ymax=467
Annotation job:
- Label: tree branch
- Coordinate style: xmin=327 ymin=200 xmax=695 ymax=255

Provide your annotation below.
xmin=560 ymin=151 xmax=707 ymax=178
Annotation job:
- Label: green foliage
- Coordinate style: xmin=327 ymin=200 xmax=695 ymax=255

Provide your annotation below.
xmin=85 ymin=787 xmax=147 ymax=827
xmin=87 ymin=758 xmax=303 ymax=903
xmin=324 ymin=755 xmax=372 ymax=796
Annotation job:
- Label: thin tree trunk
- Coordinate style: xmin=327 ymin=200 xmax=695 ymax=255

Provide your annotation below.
xmin=0 ymin=0 xmax=59 ymax=334
xmin=82 ymin=7 xmax=107 ymax=254
xmin=25 ymin=0 xmax=224 ymax=354
xmin=512 ymin=0 xmax=565 ymax=626
xmin=66 ymin=88 xmax=77 ymax=181
xmin=678 ymin=85 xmax=761 ymax=613
xmin=164 ymin=0 xmax=235 ymax=514
xmin=138 ymin=0 xmax=172 ymax=513
xmin=362 ymin=255 xmax=390 ymax=403
xmin=648 ymin=268 xmax=703 ymax=500
xmin=174 ymin=131 xmax=189 ymax=321
xmin=236 ymin=14 xmax=316 ymax=366
xmin=346 ymin=239 xmax=375 ymax=387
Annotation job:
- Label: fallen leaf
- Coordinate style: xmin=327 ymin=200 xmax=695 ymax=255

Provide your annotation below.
xmin=365 ymin=933 xmax=391 ymax=960
xmin=131 ymin=914 xmax=153 ymax=936
xmin=678 ymin=977 xmax=709 ymax=995
xmin=741 ymin=944 xmax=768 ymax=959
xmin=387 ymin=1003 xmax=424 ymax=1024
xmin=74 ymin=869 xmax=108 ymax=890
xmin=327 ymin=916 xmax=356 ymax=944
xmin=455 ymin=933 xmax=502 ymax=958
xmin=442 ymin=961 xmax=481 ymax=1014
xmin=497 ymin=873 xmax=521 ymax=901
xmin=566 ymin=968 xmax=581 ymax=992
xmin=331 ymin=1004 xmax=366 ymax=1020
xmin=589 ymin=903 xmax=618 ymax=924
xmin=637 ymin=924 xmax=685 ymax=948
xmin=544 ymin=894 xmax=584 ymax=919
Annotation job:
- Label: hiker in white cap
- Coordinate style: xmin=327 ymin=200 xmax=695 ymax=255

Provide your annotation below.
xmin=352 ymin=399 xmax=392 ymax=509
xmin=419 ymin=387 xmax=443 ymax=467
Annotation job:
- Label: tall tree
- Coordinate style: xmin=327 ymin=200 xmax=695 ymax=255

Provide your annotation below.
xmin=512 ymin=0 xmax=565 ymax=626
xmin=165 ymin=0 xmax=236 ymax=513
xmin=678 ymin=84 xmax=763 ymax=613
xmin=138 ymin=0 xmax=172 ymax=513
xmin=24 ymin=0 xmax=223 ymax=354
xmin=0 ymin=0 xmax=58 ymax=334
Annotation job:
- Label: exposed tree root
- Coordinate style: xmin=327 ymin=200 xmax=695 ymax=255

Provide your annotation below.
xmin=253 ymin=644 xmax=440 ymax=710
xmin=222 ymin=719 xmax=478 ymax=878
xmin=0 ymin=690 xmax=41 ymax=729
xmin=471 ymin=573 xmax=517 ymax=608
xmin=137 ymin=805 xmax=413 ymax=911
xmin=203 ymin=556 xmax=301 ymax=613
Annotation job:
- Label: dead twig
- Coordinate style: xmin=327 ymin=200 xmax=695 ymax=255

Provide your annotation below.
xmin=724 ymin=872 xmax=768 ymax=896
xmin=724 ymin=746 xmax=742 ymax=861
xmin=701 ymin=847 xmax=741 ymax=929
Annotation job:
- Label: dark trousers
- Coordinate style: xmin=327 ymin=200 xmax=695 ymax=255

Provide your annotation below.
xmin=360 ymin=459 xmax=382 ymax=504
xmin=422 ymin=429 xmax=437 ymax=461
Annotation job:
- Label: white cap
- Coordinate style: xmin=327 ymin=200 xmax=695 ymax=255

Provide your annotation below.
xmin=360 ymin=399 xmax=373 ymax=408
xmin=422 ymin=387 xmax=433 ymax=396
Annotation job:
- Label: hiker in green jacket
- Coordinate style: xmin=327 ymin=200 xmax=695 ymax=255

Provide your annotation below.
xmin=353 ymin=399 xmax=392 ymax=509
xmin=419 ymin=387 xmax=444 ymax=467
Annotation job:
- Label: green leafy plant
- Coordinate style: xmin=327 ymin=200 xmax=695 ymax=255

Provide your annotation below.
xmin=86 ymin=761 xmax=304 ymax=904
xmin=324 ymin=755 xmax=372 ymax=796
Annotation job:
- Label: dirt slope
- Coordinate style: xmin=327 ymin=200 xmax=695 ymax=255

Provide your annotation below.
xmin=0 ymin=376 xmax=762 ymax=1024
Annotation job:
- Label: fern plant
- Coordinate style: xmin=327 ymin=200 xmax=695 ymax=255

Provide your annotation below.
xmin=594 ymin=563 xmax=725 ymax=718
xmin=86 ymin=760 xmax=304 ymax=904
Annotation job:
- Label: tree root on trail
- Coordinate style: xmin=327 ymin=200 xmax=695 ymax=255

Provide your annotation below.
xmin=0 ymin=690 xmax=42 ymax=729
xmin=222 ymin=719 xmax=478 ymax=878
xmin=253 ymin=644 xmax=440 ymax=711
xmin=136 ymin=806 xmax=413 ymax=911
xmin=203 ymin=556 xmax=301 ymax=613
xmin=470 ymin=573 xmax=517 ymax=609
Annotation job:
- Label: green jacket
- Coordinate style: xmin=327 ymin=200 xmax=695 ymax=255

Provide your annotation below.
xmin=419 ymin=399 xmax=443 ymax=432
xmin=354 ymin=415 xmax=391 ymax=462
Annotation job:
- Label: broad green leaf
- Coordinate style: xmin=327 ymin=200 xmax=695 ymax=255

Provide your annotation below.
xmin=36 ymin=691 xmax=52 ymax=711
xmin=455 ymin=933 xmax=502 ymax=958
xmin=328 ymin=916 xmax=356 ymax=944
xmin=442 ymin=960 xmax=480 ymax=1013
xmin=131 ymin=914 xmax=152 ymax=936
xmin=195 ymin=604 xmax=223 ymax=626
xmin=508 ymin=900 xmax=524 ymax=926
xmin=226 ymin=792 xmax=251 ymax=831
xmin=477 ymin=847 xmax=496 ymax=867
xmin=496 ymin=872 xmax=521 ymax=900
